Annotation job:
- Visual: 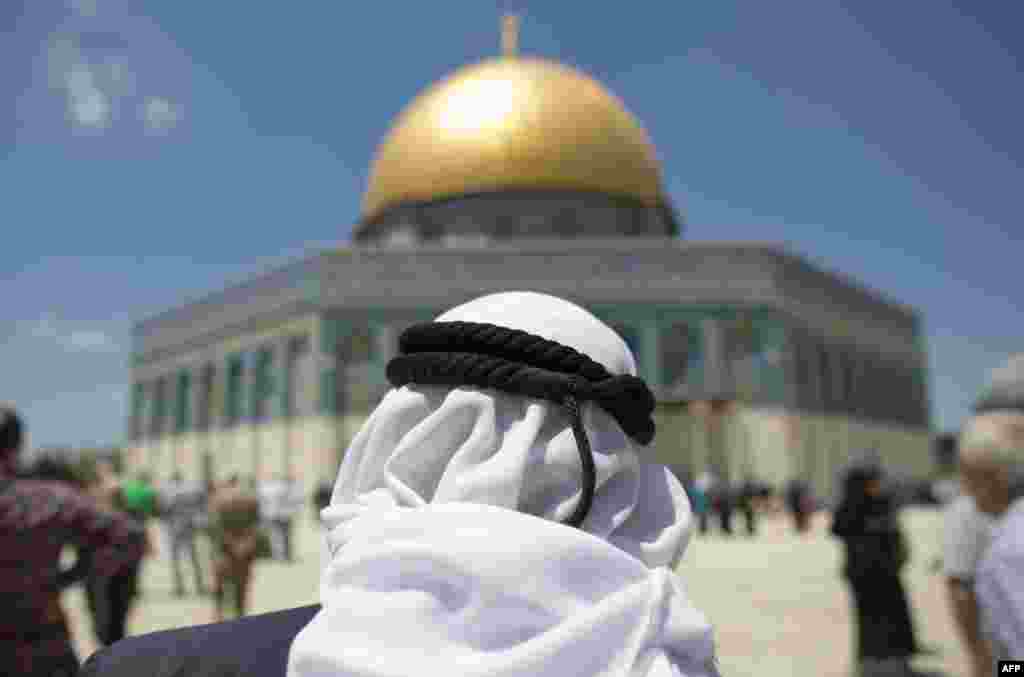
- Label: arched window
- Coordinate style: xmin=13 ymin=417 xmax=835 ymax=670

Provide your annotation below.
xmin=197 ymin=363 xmax=216 ymax=431
xmin=285 ymin=334 xmax=312 ymax=418
xmin=862 ymin=358 xmax=878 ymax=421
xmin=385 ymin=225 xmax=419 ymax=247
xmin=174 ymin=370 xmax=192 ymax=433
xmin=817 ymin=344 xmax=831 ymax=413
xmin=225 ymin=355 xmax=244 ymax=425
xmin=660 ymin=321 xmax=701 ymax=389
xmin=338 ymin=326 xmax=375 ymax=365
xmin=841 ymin=350 xmax=857 ymax=415
xmin=130 ymin=382 xmax=146 ymax=441
xmin=336 ymin=325 xmax=379 ymax=415
xmin=251 ymin=347 xmax=275 ymax=422
xmin=150 ymin=376 xmax=168 ymax=437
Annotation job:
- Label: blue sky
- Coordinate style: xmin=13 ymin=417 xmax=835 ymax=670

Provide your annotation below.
xmin=1 ymin=0 xmax=1020 ymax=449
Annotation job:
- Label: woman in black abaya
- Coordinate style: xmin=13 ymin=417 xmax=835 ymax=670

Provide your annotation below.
xmin=831 ymin=464 xmax=919 ymax=675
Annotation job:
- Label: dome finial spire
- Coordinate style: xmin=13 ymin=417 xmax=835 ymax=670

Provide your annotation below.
xmin=501 ymin=14 xmax=519 ymax=58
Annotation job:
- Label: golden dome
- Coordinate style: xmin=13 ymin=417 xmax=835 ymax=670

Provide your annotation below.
xmin=362 ymin=57 xmax=664 ymax=221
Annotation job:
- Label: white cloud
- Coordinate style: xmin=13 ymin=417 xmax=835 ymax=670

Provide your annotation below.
xmin=68 ymin=330 xmax=117 ymax=351
xmin=142 ymin=96 xmax=182 ymax=133
xmin=66 ymin=63 xmax=112 ymax=127
xmin=48 ymin=36 xmax=113 ymax=129
xmin=28 ymin=11 xmax=191 ymax=142
xmin=28 ymin=313 xmax=119 ymax=353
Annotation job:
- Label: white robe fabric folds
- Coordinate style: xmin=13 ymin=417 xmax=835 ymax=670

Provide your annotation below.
xmin=288 ymin=292 xmax=719 ymax=677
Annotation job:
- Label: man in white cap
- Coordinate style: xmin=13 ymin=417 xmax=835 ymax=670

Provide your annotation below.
xmin=81 ymin=291 xmax=718 ymax=677
xmin=959 ymin=354 xmax=1024 ymax=664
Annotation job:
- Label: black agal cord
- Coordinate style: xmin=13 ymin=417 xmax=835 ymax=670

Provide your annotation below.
xmin=386 ymin=321 xmax=655 ymax=528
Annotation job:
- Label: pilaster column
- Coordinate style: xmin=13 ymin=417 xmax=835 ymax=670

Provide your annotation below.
xmin=131 ymin=381 xmax=150 ymax=471
xmin=275 ymin=335 xmax=293 ymax=479
xmin=150 ymin=376 xmax=166 ymax=476
xmin=173 ymin=370 xmax=187 ymax=471
xmin=782 ymin=333 xmax=801 ymax=411
xmin=687 ymin=400 xmax=710 ymax=476
xmin=701 ymin=318 xmax=728 ymax=398
xmin=317 ymin=316 xmax=343 ymax=485
xmin=242 ymin=350 xmax=261 ymax=482
xmin=197 ymin=362 xmax=216 ymax=486
xmin=185 ymin=365 xmax=204 ymax=481
xmin=640 ymin=323 xmax=660 ymax=389
xmin=220 ymin=354 xmax=239 ymax=480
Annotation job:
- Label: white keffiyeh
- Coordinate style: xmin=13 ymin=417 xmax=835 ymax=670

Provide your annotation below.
xmin=288 ymin=292 xmax=719 ymax=677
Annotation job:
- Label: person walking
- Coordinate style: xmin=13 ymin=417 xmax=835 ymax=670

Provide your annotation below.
xmin=687 ymin=478 xmax=709 ymax=535
xmin=279 ymin=474 xmax=303 ymax=561
xmin=787 ymin=478 xmax=812 ymax=534
xmin=716 ymin=480 xmax=734 ymax=536
xmin=831 ymin=464 xmax=920 ymax=676
xmin=695 ymin=471 xmax=717 ymax=535
xmin=88 ymin=470 xmax=156 ymax=646
xmin=737 ymin=478 xmax=758 ymax=537
xmin=259 ymin=474 xmax=303 ymax=562
xmin=210 ymin=475 xmax=267 ymax=621
xmin=160 ymin=471 xmax=207 ymax=597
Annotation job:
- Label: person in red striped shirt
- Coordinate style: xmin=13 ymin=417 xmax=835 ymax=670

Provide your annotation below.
xmin=0 ymin=406 xmax=147 ymax=676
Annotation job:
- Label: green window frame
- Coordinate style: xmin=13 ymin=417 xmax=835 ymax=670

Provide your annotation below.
xmin=151 ymin=377 xmax=168 ymax=436
xmin=130 ymin=382 xmax=146 ymax=441
xmin=225 ymin=354 xmax=244 ymax=425
xmin=252 ymin=347 xmax=274 ymax=422
xmin=174 ymin=370 xmax=191 ymax=433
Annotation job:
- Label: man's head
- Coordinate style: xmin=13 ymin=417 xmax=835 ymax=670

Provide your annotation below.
xmin=958 ymin=412 xmax=1024 ymax=515
xmin=960 ymin=354 xmax=1024 ymax=515
xmin=842 ymin=464 xmax=884 ymax=499
xmin=328 ymin=291 xmax=690 ymax=566
xmin=0 ymin=406 xmax=24 ymax=470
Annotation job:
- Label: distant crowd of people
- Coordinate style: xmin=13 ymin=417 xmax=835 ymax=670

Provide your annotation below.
xmin=4 ymin=346 xmax=1023 ymax=677
xmin=151 ymin=470 xmax=307 ymax=622
xmin=0 ymin=404 xmax=315 ymax=675
xmin=681 ymin=471 xmax=814 ymax=538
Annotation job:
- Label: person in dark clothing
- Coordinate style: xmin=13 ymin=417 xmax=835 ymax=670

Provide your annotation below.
xmin=313 ymin=481 xmax=332 ymax=523
xmin=737 ymin=479 xmax=758 ymax=537
xmin=209 ymin=475 xmax=266 ymax=622
xmin=686 ymin=480 xmax=710 ymax=534
xmin=786 ymin=479 xmax=812 ymax=534
xmin=716 ymin=483 xmax=734 ymax=536
xmin=87 ymin=466 xmax=155 ymax=647
xmin=0 ymin=407 xmax=146 ymax=677
xmin=831 ymin=464 xmax=920 ymax=676
xmin=78 ymin=603 xmax=322 ymax=677
xmin=160 ymin=471 xmax=208 ymax=597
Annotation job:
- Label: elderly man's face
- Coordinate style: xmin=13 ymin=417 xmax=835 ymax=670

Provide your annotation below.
xmin=960 ymin=461 xmax=1008 ymax=515
xmin=960 ymin=413 xmax=1024 ymax=515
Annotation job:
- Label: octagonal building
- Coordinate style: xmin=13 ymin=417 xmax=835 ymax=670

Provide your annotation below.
xmin=127 ymin=48 xmax=933 ymax=501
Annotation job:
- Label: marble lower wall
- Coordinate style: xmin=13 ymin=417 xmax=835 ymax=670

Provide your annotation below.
xmin=128 ymin=407 xmax=933 ymax=505
xmin=651 ymin=405 xmax=933 ymax=502
xmin=127 ymin=415 xmax=339 ymax=497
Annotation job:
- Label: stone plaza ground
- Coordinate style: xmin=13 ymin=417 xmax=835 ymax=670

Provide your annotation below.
xmin=65 ymin=507 xmax=966 ymax=677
